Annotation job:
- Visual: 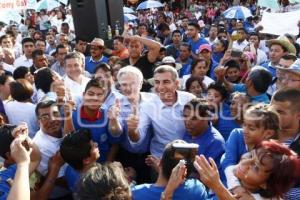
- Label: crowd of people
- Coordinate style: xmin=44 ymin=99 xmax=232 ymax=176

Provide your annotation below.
xmin=1 ymin=0 xmax=300 ymax=199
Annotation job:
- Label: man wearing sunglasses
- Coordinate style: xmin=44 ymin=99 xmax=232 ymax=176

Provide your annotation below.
xmin=85 ymin=38 xmax=109 ymax=74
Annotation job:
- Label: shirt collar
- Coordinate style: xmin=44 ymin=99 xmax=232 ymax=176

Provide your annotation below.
xmin=80 ymin=106 xmax=102 ymax=122
xmin=159 ymin=91 xmax=185 ymax=109
xmin=268 ymin=62 xmax=276 ymax=69
xmin=22 ymin=55 xmax=32 ymax=61
xmin=250 ymin=93 xmax=270 ymax=103
xmin=89 ymin=55 xmax=104 ymax=63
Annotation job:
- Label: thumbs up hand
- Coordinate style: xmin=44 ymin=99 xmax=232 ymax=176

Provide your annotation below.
xmin=126 ymin=104 xmax=139 ymax=135
xmin=108 ymin=99 xmax=121 ymax=120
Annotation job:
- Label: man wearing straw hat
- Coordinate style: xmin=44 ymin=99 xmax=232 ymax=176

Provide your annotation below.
xmin=262 ymin=35 xmax=297 ymax=77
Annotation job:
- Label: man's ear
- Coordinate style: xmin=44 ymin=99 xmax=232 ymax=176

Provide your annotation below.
xmin=296 ymin=111 xmax=300 ymax=121
xmin=175 ymin=79 xmax=180 ymax=89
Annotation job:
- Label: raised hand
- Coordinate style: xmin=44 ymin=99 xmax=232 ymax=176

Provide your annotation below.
xmin=193 ymin=155 xmax=221 ymax=190
xmin=12 ymin=122 xmax=29 ymax=139
xmin=10 ymin=137 xmax=32 ymax=166
xmin=126 ymin=104 xmax=139 ymax=134
xmin=108 ymin=99 xmax=121 ymax=120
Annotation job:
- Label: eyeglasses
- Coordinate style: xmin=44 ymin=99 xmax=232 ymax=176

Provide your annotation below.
xmin=38 ymin=112 xmax=61 ymax=121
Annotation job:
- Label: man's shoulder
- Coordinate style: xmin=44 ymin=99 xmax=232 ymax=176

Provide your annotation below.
xmin=176 ymin=179 xmax=208 ymax=199
xmin=177 ymin=90 xmax=196 ymax=101
xmin=210 ymin=126 xmax=225 ymax=142
xmin=132 ymin=183 xmax=159 ymax=198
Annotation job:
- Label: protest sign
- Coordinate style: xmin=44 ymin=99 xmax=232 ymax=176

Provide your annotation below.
xmin=260 ymin=9 xmax=300 ymax=35
xmin=0 ymin=0 xmax=28 ymax=10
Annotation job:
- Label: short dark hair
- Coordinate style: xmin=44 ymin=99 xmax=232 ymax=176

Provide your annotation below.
xmin=94 ymin=63 xmax=112 ymax=74
xmin=35 ymin=100 xmax=57 ymax=117
xmin=60 ymin=129 xmax=93 ymax=170
xmin=249 ymin=32 xmax=260 ymax=41
xmin=13 ymin=66 xmax=30 ymax=80
xmin=0 ymin=34 xmax=12 ymax=44
xmin=184 ymin=98 xmax=210 ymax=117
xmin=10 ymin=79 xmax=33 ymax=101
xmin=113 ymin=36 xmax=124 ymax=43
xmin=217 ymin=39 xmax=229 ymax=51
xmin=237 ymin=27 xmax=247 ymax=34
xmin=32 ymin=49 xmax=44 ymax=59
xmin=0 ymin=73 xmax=13 ymax=85
xmin=180 ymin=42 xmax=191 ymax=51
xmin=0 ymin=125 xmax=16 ymax=159
xmin=172 ymin=30 xmax=181 ymax=37
xmin=21 ymin=37 xmax=34 ymax=46
xmin=61 ymin=22 xmax=69 ymax=28
xmin=34 ymin=67 xmax=53 ymax=93
xmin=185 ymin=77 xmax=206 ymax=94
xmin=137 ymin=23 xmax=148 ymax=29
xmin=188 ymin=22 xmax=200 ymax=30
xmin=272 ymin=88 xmax=300 ymax=112
xmin=224 ymin=59 xmax=240 ymax=70
xmin=75 ymin=36 xmax=87 ymax=44
xmin=207 ymin=82 xmax=228 ymax=100
xmin=159 ymin=23 xmax=170 ymax=32
xmin=35 ymin=39 xmax=46 ymax=46
xmin=84 ymin=78 xmax=106 ymax=93
xmin=248 ymin=66 xmax=273 ymax=93
xmin=56 ymin=44 xmax=69 ymax=54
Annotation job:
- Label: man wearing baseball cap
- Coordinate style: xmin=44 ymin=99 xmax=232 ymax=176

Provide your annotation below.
xmin=85 ymin=38 xmax=109 ymax=74
xmin=198 ymin=44 xmax=218 ymax=80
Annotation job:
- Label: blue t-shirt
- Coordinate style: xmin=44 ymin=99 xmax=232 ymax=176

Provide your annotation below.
xmin=209 ymin=58 xmax=219 ymax=81
xmin=233 ymin=84 xmax=270 ymax=103
xmin=188 ymin=38 xmax=209 ymax=54
xmin=183 ymin=124 xmax=225 ymax=169
xmin=65 ymin=165 xmax=80 ymax=193
xmin=179 ymin=58 xmax=193 ymax=78
xmin=72 ymin=107 xmax=122 ymax=162
xmin=85 ymin=56 xmax=109 ymax=74
xmin=221 ymin=128 xmax=247 ymax=171
xmin=214 ymin=103 xmax=240 ymax=141
xmin=261 ymin=61 xmax=276 ymax=78
xmin=212 ymin=52 xmax=224 ymax=64
xmin=132 ymin=179 xmax=208 ymax=200
xmin=0 ymin=165 xmax=17 ymax=200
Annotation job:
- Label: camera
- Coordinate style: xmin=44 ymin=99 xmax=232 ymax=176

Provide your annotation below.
xmin=172 ymin=143 xmax=199 ymax=176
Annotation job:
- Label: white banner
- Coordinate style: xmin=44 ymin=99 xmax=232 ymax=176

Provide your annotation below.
xmin=260 ymin=9 xmax=300 ymax=36
xmin=0 ymin=0 xmax=28 ymax=10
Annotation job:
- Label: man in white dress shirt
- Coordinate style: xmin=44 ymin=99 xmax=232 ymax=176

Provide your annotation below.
xmin=232 ymin=28 xmax=249 ymax=52
xmin=127 ymin=65 xmax=195 ymax=157
xmin=63 ymin=52 xmax=90 ymax=103
xmin=13 ymin=38 xmax=35 ymax=68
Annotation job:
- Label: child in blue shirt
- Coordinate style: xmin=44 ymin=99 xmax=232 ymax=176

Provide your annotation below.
xmin=65 ymin=79 xmax=123 ymax=163
xmin=221 ymin=104 xmax=280 ymax=186
xmin=207 ymin=83 xmax=239 ymax=141
xmin=182 ymin=98 xmax=225 ymax=171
